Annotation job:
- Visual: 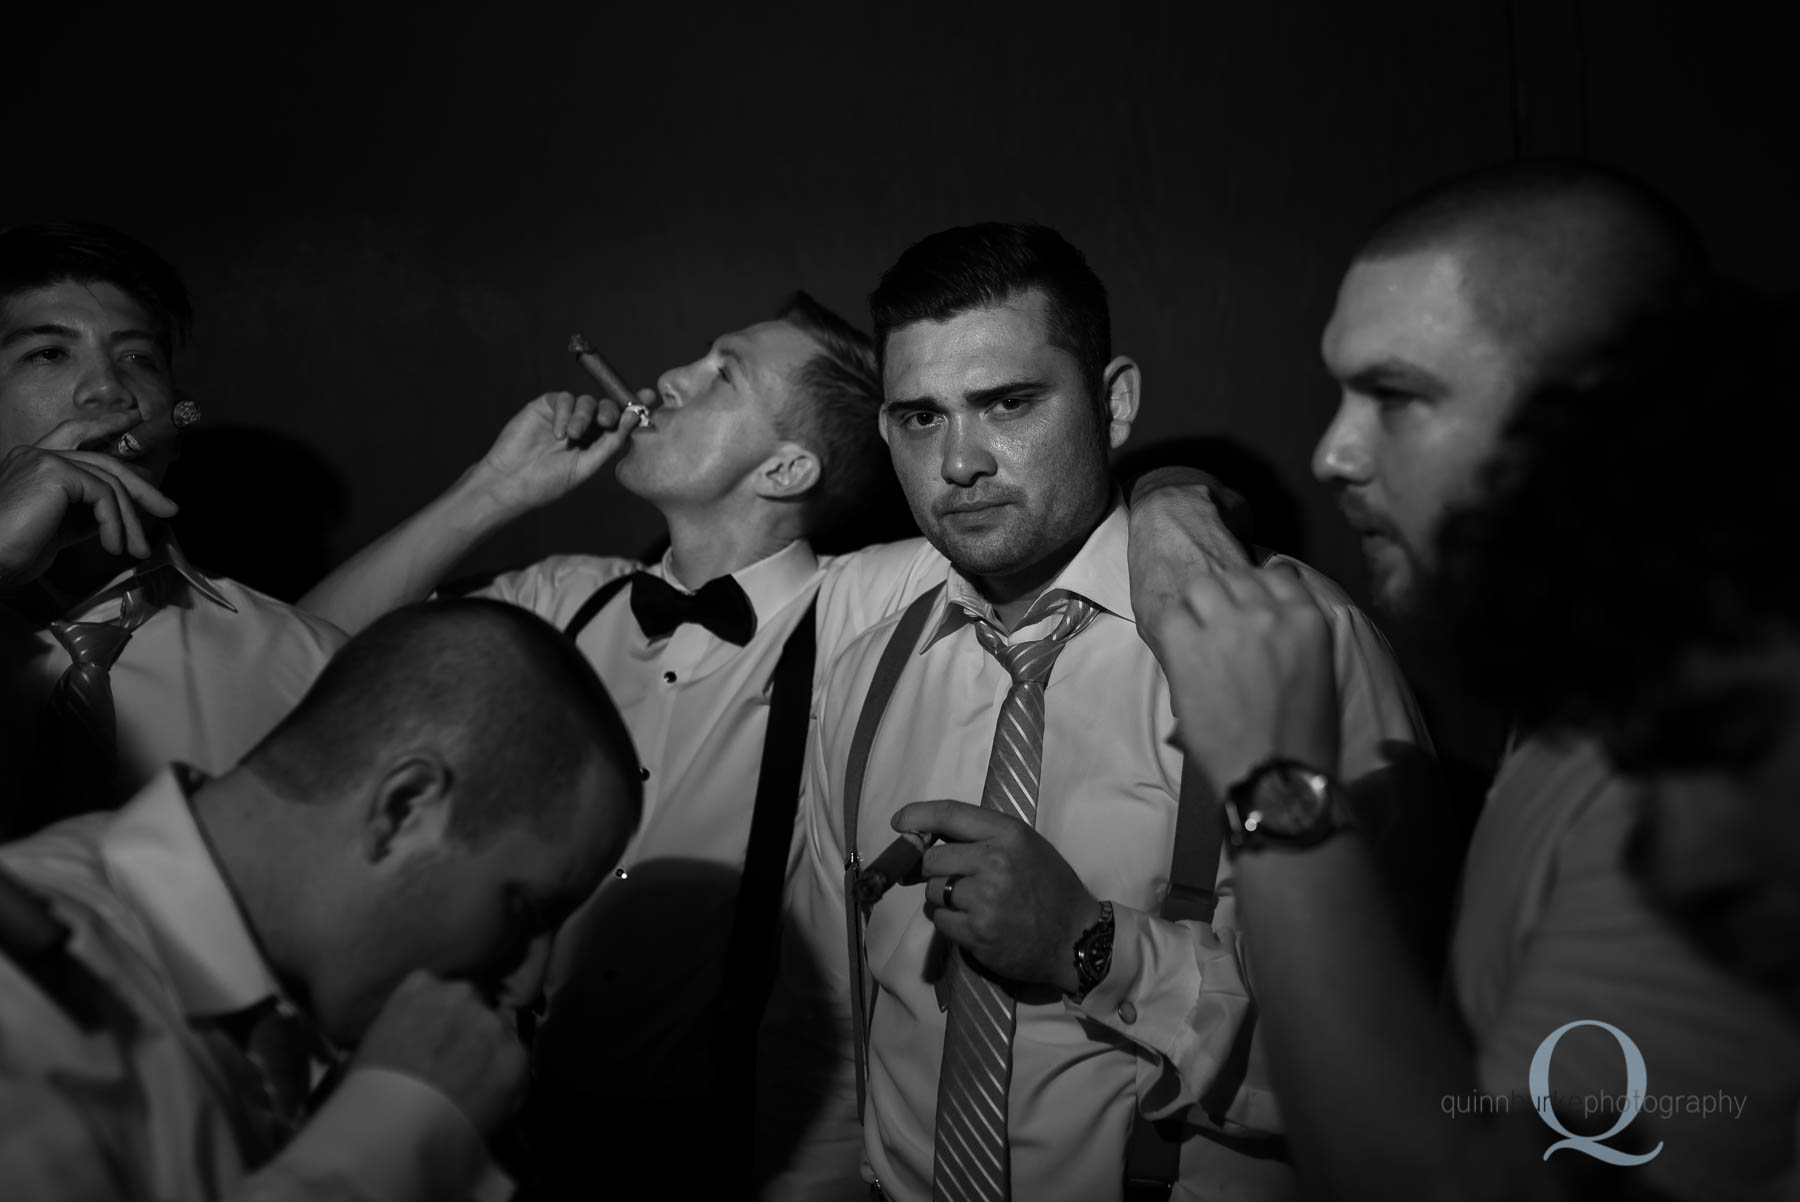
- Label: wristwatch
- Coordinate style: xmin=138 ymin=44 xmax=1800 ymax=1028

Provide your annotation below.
xmin=1070 ymin=900 xmax=1115 ymax=1000
xmin=1222 ymin=756 xmax=1354 ymax=855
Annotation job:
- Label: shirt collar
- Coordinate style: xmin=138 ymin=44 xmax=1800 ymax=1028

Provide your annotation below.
xmin=24 ymin=537 xmax=237 ymax=623
xmin=656 ymin=538 xmax=820 ymax=630
xmin=927 ymin=498 xmax=1134 ymax=649
xmin=100 ymin=765 xmax=282 ymax=1020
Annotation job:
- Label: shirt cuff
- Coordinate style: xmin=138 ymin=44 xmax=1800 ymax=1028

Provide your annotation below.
xmin=1069 ymin=903 xmax=1255 ymax=1117
xmin=265 ymin=1067 xmax=511 ymax=1202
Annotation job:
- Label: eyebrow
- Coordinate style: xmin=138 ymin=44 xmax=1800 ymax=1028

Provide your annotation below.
xmin=882 ymin=377 xmax=1052 ymax=415
xmin=1341 ymin=359 xmax=1448 ymax=400
xmin=0 ymin=323 xmax=163 ymax=350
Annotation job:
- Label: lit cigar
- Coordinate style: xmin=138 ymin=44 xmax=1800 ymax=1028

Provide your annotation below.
xmin=855 ymin=831 xmax=939 ymax=911
xmin=568 ymin=334 xmax=655 ymax=430
xmin=112 ymin=400 xmax=201 ymax=459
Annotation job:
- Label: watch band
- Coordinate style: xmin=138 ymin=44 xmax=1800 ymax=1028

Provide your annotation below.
xmin=1223 ymin=756 xmax=1350 ymax=854
xmin=1070 ymin=900 xmax=1115 ymax=1000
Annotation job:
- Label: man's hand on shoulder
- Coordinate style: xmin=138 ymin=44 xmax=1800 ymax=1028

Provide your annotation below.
xmin=894 ymin=800 xmax=1102 ymax=995
xmin=1126 ymin=467 xmax=1253 ymax=661
xmin=1150 ymin=565 xmax=1341 ymax=794
xmin=348 ymin=971 xmax=526 ymax=1138
xmin=464 ymin=389 xmax=644 ymax=518
xmin=0 ymin=413 xmax=177 ymax=592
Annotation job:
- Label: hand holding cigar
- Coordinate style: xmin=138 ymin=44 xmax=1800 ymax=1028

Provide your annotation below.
xmin=569 ymin=334 xmax=657 ymax=430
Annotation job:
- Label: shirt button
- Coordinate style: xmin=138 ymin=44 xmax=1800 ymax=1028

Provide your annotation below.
xmin=1117 ymin=1001 xmax=1138 ymax=1025
xmin=638 ymin=765 xmax=651 ymax=781
xmin=663 ymin=670 xmax=677 ymax=684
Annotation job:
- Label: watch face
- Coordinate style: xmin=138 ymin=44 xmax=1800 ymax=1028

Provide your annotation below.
xmin=1248 ymin=767 xmax=1332 ymax=838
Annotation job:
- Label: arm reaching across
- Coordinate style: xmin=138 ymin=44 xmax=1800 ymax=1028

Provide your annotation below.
xmin=299 ymin=390 xmax=639 ymax=633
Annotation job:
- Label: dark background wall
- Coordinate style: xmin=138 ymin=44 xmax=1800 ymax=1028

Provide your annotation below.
xmin=6 ymin=0 xmax=1796 ymax=756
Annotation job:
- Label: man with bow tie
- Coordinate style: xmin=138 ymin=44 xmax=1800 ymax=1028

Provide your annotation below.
xmin=0 ymin=220 xmax=346 ymax=839
xmin=299 ymin=287 xmax=1249 ymax=1196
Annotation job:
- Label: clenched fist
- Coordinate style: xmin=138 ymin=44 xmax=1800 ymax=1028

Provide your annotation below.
xmin=351 ymin=972 xmax=528 ymax=1138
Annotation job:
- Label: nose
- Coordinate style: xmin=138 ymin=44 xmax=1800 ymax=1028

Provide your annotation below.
xmin=500 ymin=932 xmax=554 ymax=1010
xmin=940 ymin=415 xmax=997 ymax=487
xmin=656 ymin=359 xmax=701 ymax=411
xmin=75 ymin=355 xmax=136 ymax=414
xmin=1312 ymin=397 xmax=1373 ymax=487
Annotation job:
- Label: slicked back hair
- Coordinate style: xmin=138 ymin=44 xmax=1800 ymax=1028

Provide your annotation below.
xmin=245 ymin=599 xmax=642 ymax=844
xmin=1355 ymin=157 xmax=1712 ymax=392
xmin=869 ymin=222 xmax=1111 ymax=407
xmin=771 ymin=291 xmax=889 ymax=538
xmin=0 ymin=220 xmax=195 ymax=357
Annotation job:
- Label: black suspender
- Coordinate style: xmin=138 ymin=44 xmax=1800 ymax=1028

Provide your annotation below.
xmin=715 ymin=597 xmax=819 ymax=1062
xmin=841 ymin=583 xmax=945 ymax=1116
xmin=562 ymin=573 xmax=635 ymax=639
xmin=559 ymin=572 xmax=821 ymax=1099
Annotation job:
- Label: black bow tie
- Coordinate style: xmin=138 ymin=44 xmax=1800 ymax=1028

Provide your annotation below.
xmin=628 ymin=571 xmax=757 ymax=646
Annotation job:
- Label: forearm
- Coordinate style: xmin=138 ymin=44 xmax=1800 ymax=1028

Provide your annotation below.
xmin=1236 ymin=837 xmax=1573 ymax=1200
xmin=298 ymin=466 xmax=513 ymax=634
xmin=233 ymin=1067 xmax=506 ymax=1202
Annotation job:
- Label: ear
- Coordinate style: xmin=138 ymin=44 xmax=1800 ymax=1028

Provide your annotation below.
xmin=1102 ymin=356 xmax=1141 ymax=450
xmin=362 ymin=752 xmax=455 ymax=866
xmin=752 ymin=441 xmax=821 ymax=502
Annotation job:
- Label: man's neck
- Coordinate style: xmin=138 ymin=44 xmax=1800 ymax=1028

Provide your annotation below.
xmin=190 ymin=769 xmax=308 ymax=1013
xmin=661 ymin=501 xmax=801 ymax=589
xmin=978 ymin=504 xmax=1108 ymax=632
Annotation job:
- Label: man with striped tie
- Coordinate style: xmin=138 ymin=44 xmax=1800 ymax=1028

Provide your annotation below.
xmin=775 ymin=223 xmax=1428 ymax=1201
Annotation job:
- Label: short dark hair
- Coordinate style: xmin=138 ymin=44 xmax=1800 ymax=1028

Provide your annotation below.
xmin=1355 ymin=157 xmax=1711 ymax=392
xmin=1436 ymin=287 xmax=1797 ymax=763
xmin=0 ymin=220 xmax=195 ymax=356
xmin=771 ymin=291 xmax=889 ymax=538
xmin=246 ymin=599 xmax=642 ymax=843
xmin=869 ymin=222 xmax=1111 ymax=405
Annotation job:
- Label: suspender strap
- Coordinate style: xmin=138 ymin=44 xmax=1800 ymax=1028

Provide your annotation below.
xmin=842 ymin=583 xmax=944 ymax=1117
xmin=562 ymin=573 xmax=635 ymax=640
xmin=1162 ymin=764 xmax=1223 ymax=924
xmin=716 ymin=598 xmax=820 ymax=1057
xmin=1125 ymin=545 xmax=1284 ymax=1196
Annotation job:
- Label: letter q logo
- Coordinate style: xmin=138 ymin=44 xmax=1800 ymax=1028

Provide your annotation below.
xmin=1529 ymin=1020 xmax=1664 ymax=1166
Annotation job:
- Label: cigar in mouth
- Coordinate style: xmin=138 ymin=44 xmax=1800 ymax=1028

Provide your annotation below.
xmin=568 ymin=334 xmax=655 ymax=430
xmin=855 ymin=830 xmax=939 ymax=912
xmin=111 ymin=400 xmax=202 ymax=459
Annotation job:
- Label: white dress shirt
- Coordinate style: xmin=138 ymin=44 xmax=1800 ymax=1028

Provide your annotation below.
xmin=781 ymin=504 xmax=1428 ymax=1202
xmin=0 ymin=542 xmax=346 ymax=821
xmin=1 ymin=767 xmax=504 ymax=1201
xmin=477 ymin=537 xmax=947 ymax=1090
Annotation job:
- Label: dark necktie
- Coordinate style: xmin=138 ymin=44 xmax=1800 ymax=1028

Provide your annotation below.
xmin=628 ymin=571 xmax=757 ymax=645
xmin=932 ymin=591 xmax=1099 ymax=1202
xmin=198 ymin=998 xmax=319 ymax=1158
xmin=14 ymin=579 xmax=163 ymax=834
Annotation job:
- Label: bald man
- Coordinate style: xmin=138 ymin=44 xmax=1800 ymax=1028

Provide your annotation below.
xmin=1142 ymin=160 xmax=1800 ymax=1200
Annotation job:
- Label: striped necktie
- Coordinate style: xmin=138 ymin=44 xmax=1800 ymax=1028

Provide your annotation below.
xmin=932 ymin=591 xmax=1098 ymax=1202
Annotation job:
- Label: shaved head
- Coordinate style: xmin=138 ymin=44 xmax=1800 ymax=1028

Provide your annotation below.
xmin=1358 ymin=158 xmax=1710 ymax=390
